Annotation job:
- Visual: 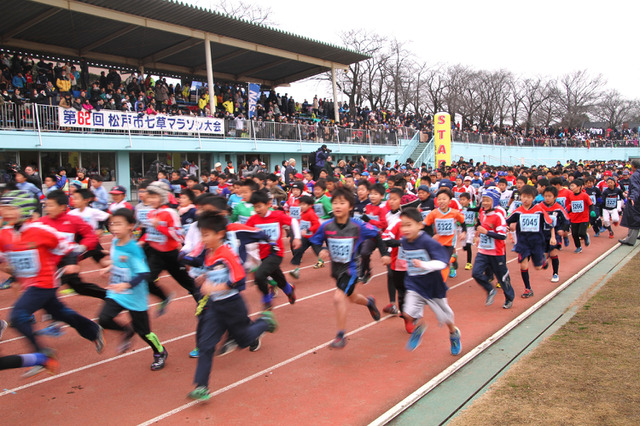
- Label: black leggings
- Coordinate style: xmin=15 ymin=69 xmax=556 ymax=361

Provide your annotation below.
xmin=98 ymin=298 xmax=163 ymax=355
xmin=61 ymin=273 xmax=106 ymax=299
xmin=571 ymin=222 xmax=588 ymax=248
xmin=387 ymin=268 xmax=407 ymax=312
xmin=254 ymin=254 xmax=288 ymax=295
xmin=146 ymin=247 xmax=200 ymax=302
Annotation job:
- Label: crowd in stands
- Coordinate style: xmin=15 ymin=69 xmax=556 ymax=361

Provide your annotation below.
xmin=1 ymin=52 xmax=637 ymax=147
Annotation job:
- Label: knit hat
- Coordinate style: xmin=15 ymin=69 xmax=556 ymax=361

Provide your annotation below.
xmin=0 ymin=190 xmax=37 ymax=222
xmin=146 ymin=181 xmax=171 ymax=205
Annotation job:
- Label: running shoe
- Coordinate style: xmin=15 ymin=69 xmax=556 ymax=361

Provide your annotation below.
xmin=150 ymin=349 xmax=168 ymax=371
xmin=366 ymin=296 xmax=381 ymax=321
xmin=521 ymin=289 xmax=534 ymax=298
xmin=188 ymin=386 xmax=211 ymax=401
xmin=382 ymin=304 xmax=399 ymax=315
xmin=217 ymin=339 xmax=238 ymax=357
xmin=288 ymin=268 xmax=300 ymax=279
xmin=406 ymin=324 xmax=426 ymax=351
xmin=94 ymin=326 xmax=105 ymax=354
xmin=542 ymin=260 xmax=549 ymax=270
xmin=563 ymin=236 xmax=570 ymax=247
xmin=485 ymin=288 xmax=497 ymax=306
xmin=574 ymin=247 xmax=583 ymax=254
xmin=404 ymin=317 xmax=415 ymax=334
xmin=465 ymin=263 xmax=473 ymax=270
xmin=22 ymin=349 xmax=59 ymax=378
xmin=156 ymin=292 xmax=174 ymax=317
xmin=35 ymin=322 xmax=64 ymax=337
xmin=261 ymin=311 xmax=278 ymax=333
xmin=329 ymin=335 xmax=346 ymax=349
xmin=449 ymin=268 xmax=457 ymax=278
xmin=594 ymin=231 xmax=600 ymax=237
xmin=551 ymin=274 xmax=560 ymax=283
xmin=0 ymin=277 xmax=13 ymax=290
xmin=249 ymin=336 xmax=262 ymax=352
xmin=609 ymin=231 xmax=614 ymax=239
xmin=451 ymin=254 xmax=458 ymax=270
xmin=0 ymin=319 xmax=7 ymax=340
xmin=503 ymin=300 xmax=513 ymax=309
xmin=117 ymin=328 xmax=135 ymax=354
xmin=585 ymin=234 xmax=591 ymax=246
xmin=361 ymin=270 xmax=372 ymax=284
xmin=450 ymin=328 xmax=462 ymax=356
xmin=313 ymin=260 xmax=325 ymax=269
xmin=287 ymin=284 xmax=296 ymax=304
xmin=189 ymin=347 xmax=200 ymax=358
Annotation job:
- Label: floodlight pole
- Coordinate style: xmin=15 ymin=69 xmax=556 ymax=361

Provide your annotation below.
xmin=204 ymin=34 xmax=216 ymax=115
xmin=331 ymin=64 xmax=339 ymax=124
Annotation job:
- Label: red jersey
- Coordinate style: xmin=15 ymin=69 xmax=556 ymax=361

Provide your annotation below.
xmin=566 ymin=191 xmax=593 ymax=223
xmin=203 ymin=244 xmax=246 ymax=297
xmin=38 ymin=212 xmax=98 ymax=252
xmin=284 ymin=194 xmax=302 ymax=220
xmin=556 ymin=187 xmax=573 ymax=210
xmin=477 ymin=209 xmax=508 ymax=256
xmin=364 ymin=203 xmax=388 ymax=231
xmin=246 ymin=210 xmax=294 ymax=259
xmin=108 ymin=200 xmax=134 ymax=215
xmin=299 ymin=208 xmax=320 ymax=237
xmin=449 ymin=198 xmax=462 ymax=210
xmin=0 ymin=221 xmax=75 ymax=289
xmin=452 ymin=185 xmax=466 ymax=198
xmin=140 ymin=206 xmax=183 ymax=252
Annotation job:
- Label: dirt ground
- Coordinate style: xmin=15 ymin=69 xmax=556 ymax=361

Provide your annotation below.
xmin=450 ymin=253 xmax=640 ymax=426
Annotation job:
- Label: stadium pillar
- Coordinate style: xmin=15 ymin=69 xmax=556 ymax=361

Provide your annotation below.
xmin=204 ymin=34 xmax=216 ymax=114
xmin=331 ymin=64 xmax=339 ymax=123
xmin=116 ymin=150 xmax=131 ymax=197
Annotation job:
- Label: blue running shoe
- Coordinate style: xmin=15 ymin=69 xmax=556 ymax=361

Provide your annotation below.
xmin=574 ymin=247 xmax=583 ymax=254
xmin=449 ymin=268 xmax=457 ymax=278
xmin=563 ymin=236 xmax=570 ymax=247
xmin=406 ymin=324 xmax=426 ymax=351
xmin=585 ymin=234 xmax=591 ymax=246
xmin=189 ymin=348 xmax=199 ymax=358
xmin=450 ymin=328 xmax=462 ymax=355
xmin=0 ymin=277 xmax=13 ymax=290
xmin=36 ymin=322 xmax=64 ymax=337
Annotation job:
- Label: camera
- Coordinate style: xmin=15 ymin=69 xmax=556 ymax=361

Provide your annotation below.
xmin=325 ymin=148 xmax=332 ymax=153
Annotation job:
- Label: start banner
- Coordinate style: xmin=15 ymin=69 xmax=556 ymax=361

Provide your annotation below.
xmin=58 ymin=108 xmax=224 ymax=135
xmin=434 ymin=112 xmax=451 ymax=168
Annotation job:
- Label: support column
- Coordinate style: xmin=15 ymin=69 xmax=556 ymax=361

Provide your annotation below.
xmin=331 ymin=64 xmax=340 ymax=124
xmin=204 ymin=35 xmax=216 ymax=115
xmin=116 ymin=150 xmax=131 ymax=197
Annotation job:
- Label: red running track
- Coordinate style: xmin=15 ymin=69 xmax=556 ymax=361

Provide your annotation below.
xmin=0 ymin=232 xmax=618 ymax=424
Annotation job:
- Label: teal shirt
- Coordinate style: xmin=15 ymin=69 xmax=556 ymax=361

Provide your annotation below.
xmin=108 ymin=238 xmax=150 ymax=312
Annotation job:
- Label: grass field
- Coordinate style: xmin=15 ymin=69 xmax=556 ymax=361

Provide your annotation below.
xmin=450 ymin=252 xmax=640 ymax=425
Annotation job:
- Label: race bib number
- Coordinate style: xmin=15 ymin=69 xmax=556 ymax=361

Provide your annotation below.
xmin=367 ymin=214 xmax=379 ymax=222
xmin=605 ymin=197 xmax=617 ymax=209
xmin=60 ymin=232 xmax=75 ymax=243
xmin=238 ymin=215 xmax=249 ymax=225
xmin=146 ymin=223 xmax=167 ymax=244
xmin=327 ymin=238 xmax=354 ymax=263
xmin=556 ymin=197 xmax=566 ymax=208
xmin=464 ymin=211 xmax=476 ymax=226
xmin=110 ymin=266 xmax=131 ymax=285
xmin=8 ymin=250 xmax=41 ymax=278
xmin=300 ymin=220 xmax=311 ymax=233
xmin=519 ymin=214 xmax=540 ymax=232
xmin=313 ymin=203 xmax=325 ymax=217
xmin=589 ymin=195 xmax=596 ymax=205
xmin=137 ymin=208 xmax=152 ymax=225
xmin=353 ymin=211 xmax=362 ymax=219
xmin=209 ymin=186 xmax=219 ymax=195
xmin=434 ymin=218 xmax=455 ymax=236
xmin=514 ymin=200 xmax=522 ymax=208
xmin=544 ymin=213 xmax=558 ymax=230
xmin=183 ymin=222 xmax=192 ymax=233
xmin=289 ymin=206 xmax=301 ymax=220
xmin=403 ymin=249 xmax=431 ymax=276
xmin=478 ymin=233 xmax=496 ymax=250
xmin=571 ymin=200 xmax=584 ymax=213
xmin=256 ymin=223 xmax=280 ymax=242
xmin=420 ymin=209 xmax=429 ymax=219
xmin=171 ymin=184 xmax=182 ymax=194
xmin=499 ymin=198 xmax=509 ymax=208
xmin=206 ymin=264 xmax=229 ymax=284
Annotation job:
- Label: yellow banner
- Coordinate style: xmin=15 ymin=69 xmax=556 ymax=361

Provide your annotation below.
xmin=434 ymin=112 xmax=451 ymax=168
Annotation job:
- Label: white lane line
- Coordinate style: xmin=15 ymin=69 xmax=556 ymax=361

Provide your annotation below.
xmin=137 ymin=316 xmax=393 ymax=426
xmin=369 ymin=243 xmax=622 ymax=425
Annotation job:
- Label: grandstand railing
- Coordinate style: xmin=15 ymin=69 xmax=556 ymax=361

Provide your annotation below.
xmin=414 ymin=136 xmax=435 ymax=168
xmin=452 ymin=130 xmax=638 ymax=148
xmin=0 ymin=103 xmax=417 ymax=147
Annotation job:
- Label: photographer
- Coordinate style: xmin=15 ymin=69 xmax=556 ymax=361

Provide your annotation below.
xmin=313 ymin=144 xmax=331 ymax=180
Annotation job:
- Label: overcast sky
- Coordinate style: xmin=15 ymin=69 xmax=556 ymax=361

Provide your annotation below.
xmin=190 ymin=0 xmax=640 ymax=102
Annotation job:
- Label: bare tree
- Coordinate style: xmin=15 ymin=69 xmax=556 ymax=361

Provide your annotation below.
xmin=521 ymin=77 xmax=555 ymax=133
xmin=596 ymin=90 xmax=634 ymax=129
xmin=558 ymin=70 xmax=606 ymax=128
xmin=214 ymin=0 xmax=275 ymax=26
xmin=508 ymin=77 xmax=525 ymax=128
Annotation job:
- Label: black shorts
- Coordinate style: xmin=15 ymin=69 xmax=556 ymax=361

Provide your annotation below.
xmin=336 ymin=273 xmax=358 ymax=297
xmin=80 ymin=242 xmax=107 ymax=263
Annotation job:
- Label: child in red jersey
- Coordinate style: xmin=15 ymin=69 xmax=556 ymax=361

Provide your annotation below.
xmin=140 ymin=181 xmax=200 ymax=315
xmin=359 ymin=183 xmax=388 ymax=283
xmin=107 ymin=185 xmax=134 ymax=214
xmin=289 ymin=195 xmax=320 ymax=279
xmin=566 ymin=178 xmax=593 ymax=253
xmin=246 ymin=190 xmax=301 ymax=309
xmin=0 ymin=190 xmax=104 ymax=376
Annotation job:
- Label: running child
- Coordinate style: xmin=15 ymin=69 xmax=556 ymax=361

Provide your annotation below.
xmin=313 ymin=179 xmax=333 ymax=222
xmin=359 ymin=183 xmax=388 ymax=283
xmin=246 ymin=190 xmax=300 ymax=310
xmin=601 ymin=177 xmax=625 ymax=238
xmin=289 ymin=195 xmax=320 ymax=279
xmin=458 ymin=192 xmax=477 ymax=270
xmin=178 ymin=188 xmax=197 ymax=233
xmin=107 ymin=185 xmax=134 ymax=214
xmin=188 ymin=211 xmax=277 ymax=401
xmin=230 ymin=179 xmax=256 ymax=224
xmin=0 ymin=320 xmax=59 ymax=377
xmin=98 ymin=209 xmax=168 ymax=370
xmin=506 ymin=185 xmax=555 ymax=298
xmin=471 ymin=189 xmax=514 ymax=309
xmin=309 ymin=187 xmax=390 ymax=349
xmin=565 ymin=178 xmax=593 ymax=253
xmin=540 ymin=186 xmax=569 ymax=282
xmin=399 ymin=208 xmax=462 ymax=354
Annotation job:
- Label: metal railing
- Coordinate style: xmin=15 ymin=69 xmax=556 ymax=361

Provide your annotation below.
xmin=452 ymin=130 xmax=639 ymax=148
xmin=414 ymin=136 xmax=435 ymax=168
xmin=0 ymin=103 xmax=416 ymax=146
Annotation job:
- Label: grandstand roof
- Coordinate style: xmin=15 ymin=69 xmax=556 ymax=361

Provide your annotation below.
xmin=1 ymin=0 xmax=369 ymax=87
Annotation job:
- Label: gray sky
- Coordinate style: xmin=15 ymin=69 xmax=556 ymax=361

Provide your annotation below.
xmin=190 ymin=0 xmax=640 ymax=103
